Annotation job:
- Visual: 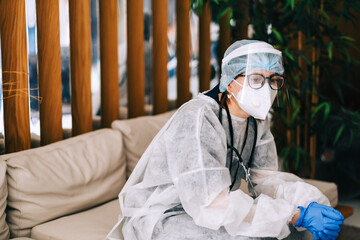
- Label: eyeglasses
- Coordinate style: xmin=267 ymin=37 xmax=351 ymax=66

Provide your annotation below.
xmin=239 ymin=73 xmax=285 ymax=90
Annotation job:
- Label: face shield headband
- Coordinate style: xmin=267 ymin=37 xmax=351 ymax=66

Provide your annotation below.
xmin=221 ymin=42 xmax=282 ymax=69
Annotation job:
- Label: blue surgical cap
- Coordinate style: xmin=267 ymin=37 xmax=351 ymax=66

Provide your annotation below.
xmin=219 ymin=40 xmax=284 ymax=92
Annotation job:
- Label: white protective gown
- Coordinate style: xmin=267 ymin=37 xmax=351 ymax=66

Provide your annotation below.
xmin=108 ymin=94 xmax=329 ymax=240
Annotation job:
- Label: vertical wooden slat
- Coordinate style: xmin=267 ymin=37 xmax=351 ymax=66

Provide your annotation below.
xmin=0 ymin=0 xmax=31 ymax=153
xmin=238 ymin=1 xmax=249 ymax=40
xmin=99 ymin=0 xmax=119 ymax=127
xmin=127 ymin=0 xmax=145 ymax=118
xmin=36 ymin=0 xmax=63 ymax=145
xmin=152 ymin=0 xmax=168 ymax=114
xmin=218 ymin=11 xmax=231 ymax=70
xmin=69 ymin=0 xmax=92 ymax=135
xmin=297 ymin=32 xmax=303 ymax=147
xmin=309 ymin=1 xmax=323 ymax=179
xmin=176 ymin=0 xmax=191 ymax=107
xmin=199 ymin=1 xmax=211 ymax=92
xmin=310 ymin=46 xmax=319 ymax=179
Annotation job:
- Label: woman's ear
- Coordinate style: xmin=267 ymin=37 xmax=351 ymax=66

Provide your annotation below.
xmin=226 ymin=82 xmax=232 ymax=93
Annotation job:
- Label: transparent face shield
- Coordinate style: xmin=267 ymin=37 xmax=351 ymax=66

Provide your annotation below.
xmin=222 ymin=43 xmax=285 ymax=120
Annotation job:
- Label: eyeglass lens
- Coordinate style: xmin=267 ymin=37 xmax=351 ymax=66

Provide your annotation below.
xmin=247 ymin=73 xmax=284 ymax=90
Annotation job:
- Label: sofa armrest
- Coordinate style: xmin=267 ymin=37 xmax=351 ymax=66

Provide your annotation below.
xmin=1 ymin=129 xmax=126 ymax=238
xmin=336 ymin=205 xmax=354 ymax=219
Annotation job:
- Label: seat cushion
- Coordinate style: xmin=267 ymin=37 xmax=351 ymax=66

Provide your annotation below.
xmin=31 ymin=199 xmax=120 ymax=240
xmin=10 ymin=238 xmax=35 ymax=240
xmin=0 ymin=160 xmax=10 ymax=240
xmin=111 ymin=110 xmax=176 ymax=177
xmin=303 ymin=179 xmax=338 ymax=207
xmin=2 ymin=129 xmax=126 ymax=237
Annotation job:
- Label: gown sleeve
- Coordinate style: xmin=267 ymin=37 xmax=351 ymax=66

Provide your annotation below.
xmin=249 ymin=117 xmax=330 ymax=217
xmin=164 ymin=105 xmax=305 ymax=238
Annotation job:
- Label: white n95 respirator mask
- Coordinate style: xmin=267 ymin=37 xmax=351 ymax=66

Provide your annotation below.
xmin=232 ymin=79 xmax=278 ymax=120
xmin=222 ymin=42 xmax=285 ymax=120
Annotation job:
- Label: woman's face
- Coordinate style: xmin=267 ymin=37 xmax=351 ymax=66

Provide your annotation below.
xmin=226 ymin=70 xmax=278 ymax=119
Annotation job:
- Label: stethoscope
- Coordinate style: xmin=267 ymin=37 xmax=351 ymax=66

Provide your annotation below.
xmin=218 ymin=92 xmax=258 ymax=198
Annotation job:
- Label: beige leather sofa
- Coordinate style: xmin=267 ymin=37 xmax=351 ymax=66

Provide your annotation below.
xmin=0 ymin=111 xmax=338 ymax=240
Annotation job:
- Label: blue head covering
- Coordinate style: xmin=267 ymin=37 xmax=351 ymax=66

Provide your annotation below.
xmin=219 ymin=40 xmax=284 ymax=92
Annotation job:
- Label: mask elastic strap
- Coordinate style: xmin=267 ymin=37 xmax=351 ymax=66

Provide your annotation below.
xmin=232 ymin=79 xmax=243 ymax=88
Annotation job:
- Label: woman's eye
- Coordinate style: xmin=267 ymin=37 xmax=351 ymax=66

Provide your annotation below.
xmin=250 ymin=77 xmax=262 ymax=83
xmin=269 ymin=79 xmax=277 ymax=85
xmin=270 ymin=76 xmax=284 ymax=87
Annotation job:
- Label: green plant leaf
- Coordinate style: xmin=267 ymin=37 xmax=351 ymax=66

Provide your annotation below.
xmin=291 ymin=0 xmax=295 ymax=10
xmin=319 ymin=9 xmax=333 ymax=25
xmin=228 ymin=8 xmax=233 ymax=22
xmin=216 ymin=7 xmax=230 ymax=22
xmin=194 ymin=0 xmax=203 ymax=14
xmin=284 ymin=1 xmax=291 ymax=10
xmin=284 ymin=49 xmax=295 ymax=61
xmin=290 ymin=105 xmax=300 ymax=124
xmin=333 ymin=124 xmax=345 ymax=145
xmin=311 ymin=102 xmax=331 ymax=121
xmin=323 ymin=103 xmax=331 ymax=121
xmin=328 ymin=41 xmax=333 ymax=60
xmin=340 ymin=36 xmax=355 ymax=41
xmin=272 ymin=28 xmax=283 ymax=44
xmin=299 ymin=53 xmax=311 ymax=65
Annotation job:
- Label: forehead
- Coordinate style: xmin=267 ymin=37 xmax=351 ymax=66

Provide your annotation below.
xmin=246 ymin=70 xmax=275 ymax=76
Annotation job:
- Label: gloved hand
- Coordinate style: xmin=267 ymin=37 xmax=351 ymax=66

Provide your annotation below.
xmin=295 ymin=201 xmax=344 ymax=240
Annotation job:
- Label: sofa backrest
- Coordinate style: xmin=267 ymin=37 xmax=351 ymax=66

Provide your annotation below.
xmin=0 ymin=160 xmax=10 ymax=239
xmin=111 ymin=110 xmax=176 ymax=178
xmin=1 ymin=129 xmax=126 ymax=238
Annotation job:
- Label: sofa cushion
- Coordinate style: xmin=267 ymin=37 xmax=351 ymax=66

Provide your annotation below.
xmin=2 ymin=129 xmax=126 ymax=238
xmin=111 ymin=110 xmax=176 ymax=178
xmin=10 ymin=238 xmax=35 ymax=239
xmin=303 ymin=179 xmax=338 ymax=207
xmin=0 ymin=160 xmax=10 ymax=239
xmin=10 ymin=238 xmax=35 ymax=240
xmin=31 ymin=199 xmax=120 ymax=240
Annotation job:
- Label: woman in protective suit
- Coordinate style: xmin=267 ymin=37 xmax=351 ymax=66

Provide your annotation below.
xmin=108 ymin=40 xmax=344 ymax=240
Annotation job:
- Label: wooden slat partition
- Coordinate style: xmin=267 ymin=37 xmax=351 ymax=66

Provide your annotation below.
xmin=0 ymin=0 xmax=31 ymax=153
xmin=152 ymin=0 xmax=168 ymax=114
xmin=309 ymin=1 xmax=323 ymax=178
xmin=36 ymin=0 xmax=63 ymax=145
xmin=69 ymin=0 xmax=92 ymax=135
xmin=297 ymin=32 xmax=304 ymax=148
xmin=238 ymin=1 xmax=249 ymax=40
xmin=218 ymin=11 xmax=231 ymax=70
xmin=310 ymin=45 xmax=320 ymax=179
xmin=127 ymin=0 xmax=145 ymax=118
xmin=99 ymin=0 xmax=119 ymax=127
xmin=199 ymin=1 xmax=211 ymax=92
xmin=176 ymin=0 xmax=191 ymax=107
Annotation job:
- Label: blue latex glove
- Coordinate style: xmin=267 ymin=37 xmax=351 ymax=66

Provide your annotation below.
xmin=295 ymin=202 xmax=344 ymax=240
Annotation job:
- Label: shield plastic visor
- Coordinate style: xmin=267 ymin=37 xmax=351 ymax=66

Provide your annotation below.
xmin=234 ymin=53 xmax=284 ymax=119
